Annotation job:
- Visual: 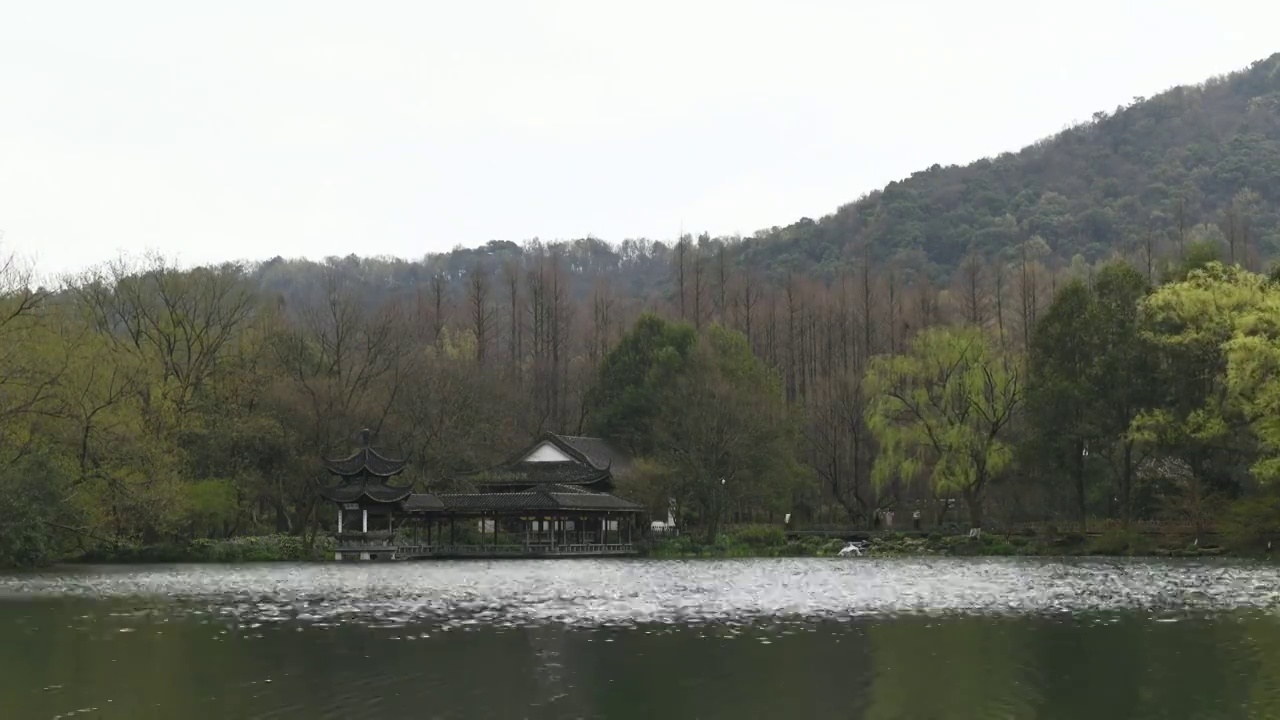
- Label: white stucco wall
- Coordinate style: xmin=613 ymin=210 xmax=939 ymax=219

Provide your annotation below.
xmin=522 ymin=441 xmax=573 ymax=463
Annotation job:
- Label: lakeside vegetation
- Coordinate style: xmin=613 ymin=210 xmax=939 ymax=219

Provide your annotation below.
xmin=642 ymin=525 xmax=1242 ymax=560
xmin=4 ymin=55 xmax=1280 ymax=567
xmin=73 ymin=534 xmax=335 ymax=564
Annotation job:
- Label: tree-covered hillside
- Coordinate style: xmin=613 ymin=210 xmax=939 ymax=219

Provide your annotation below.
xmin=740 ymin=53 xmax=1280 ymax=278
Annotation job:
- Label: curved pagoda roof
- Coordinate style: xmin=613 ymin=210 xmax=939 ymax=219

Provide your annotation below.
xmin=547 ymin=434 xmax=632 ymax=474
xmin=320 ymin=481 xmax=413 ymax=505
xmin=323 ymin=428 xmax=407 ymax=478
xmin=317 ymin=429 xmax=411 ymax=505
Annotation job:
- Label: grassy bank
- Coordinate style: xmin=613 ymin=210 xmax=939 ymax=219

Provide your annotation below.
xmin=73 ymin=534 xmax=336 ymax=563
xmin=640 ymin=525 xmax=1252 ymax=559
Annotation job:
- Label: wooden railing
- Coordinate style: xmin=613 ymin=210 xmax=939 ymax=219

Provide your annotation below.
xmin=394 ymin=543 xmax=636 ymax=558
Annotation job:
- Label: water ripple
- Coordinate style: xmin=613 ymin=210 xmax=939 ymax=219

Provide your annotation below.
xmin=2 ymin=557 xmax=1278 ymax=629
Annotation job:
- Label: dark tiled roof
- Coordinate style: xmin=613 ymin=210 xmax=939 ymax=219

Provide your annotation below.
xmin=402 ymin=493 xmax=445 ymax=511
xmin=464 ymin=461 xmax=609 ymax=487
xmin=401 ymin=490 xmax=642 ymax=513
xmin=435 ymin=492 xmax=555 ymax=511
xmin=552 ymin=435 xmax=633 ymax=474
xmin=322 ymin=446 xmax=407 ymax=478
xmin=541 ymin=483 xmax=592 ymax=494
xmin=547 ymin=492 xmax=643 ymax=511
xmin=318 ymin=480 xmax=413 ymax=504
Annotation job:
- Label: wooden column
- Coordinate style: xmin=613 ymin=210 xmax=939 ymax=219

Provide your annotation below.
xmin=493 ymin=514 xmax=498 ymax=545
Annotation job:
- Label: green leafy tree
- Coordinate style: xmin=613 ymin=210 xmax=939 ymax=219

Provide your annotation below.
xmin=1027 ymin=279 xmax=1095 ymax=528
xmin=590 ymin=313 xmax=697 ymax=454
xmin=865 ymin=326 xmax=1021 ymax=528
xmin=1089 ymin=263 xmax=1157 ymax=526
xmin=651 ymin=326 xmax=800 ymax=542
xmin=1031 ymin=263 xmax=1157 ymax=529
xmin=594 ymin=317 xmax=801 ymax=541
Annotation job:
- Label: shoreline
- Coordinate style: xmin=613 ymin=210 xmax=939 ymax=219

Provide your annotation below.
xmin=13 ymin=528 xmax=1267 ymax=568
xmin=640 ymin=531 xmax=1257 ymax=560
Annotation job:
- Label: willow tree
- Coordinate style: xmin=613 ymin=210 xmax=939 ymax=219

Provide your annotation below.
xmin=1227 ymin=294 xmax=1280 ymax=482
xmin=1141 ymin=263 xmax=1280 ymax=486
xmin=864 ymin=326 xmax=1021 ymax=528
xmin=1135 ymin=262 xmax=1267 ymax=526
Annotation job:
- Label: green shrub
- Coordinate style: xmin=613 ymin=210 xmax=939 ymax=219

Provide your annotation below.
xmin=729 ymin=524 xmax=786 ymax=548
xmin=1088 ymin=530 xmax=1153 ymax=556
xmin=0 ymin=452 xmax=73 ymax=568
xmin=81 ymin=534 xmax=335 ymax=564
xmin=1221 ymin=492 xmax=1280 ymax=552
xmin=977 ymin=536 xmax=1017 ymax=556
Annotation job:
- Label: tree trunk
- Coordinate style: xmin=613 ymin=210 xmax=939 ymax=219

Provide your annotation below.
xmin=274 ymin=501 xmax=291 ymax=533
xmin=1121 ymin=440 xmax=1133 ymax=531
xmin=703 ymin=483 xmax=724 ymax=544
xmin=963 ymin=486 xmax=983 ymax=529
xmin=1074 ymin=439 xmax=1087 ymax=532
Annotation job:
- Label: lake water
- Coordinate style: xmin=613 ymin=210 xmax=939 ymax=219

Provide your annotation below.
xmin=4 ymin=558 xmax=1280 ymax=719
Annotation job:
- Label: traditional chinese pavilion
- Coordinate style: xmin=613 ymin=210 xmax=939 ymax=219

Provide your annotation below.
xmin=319 ymin=430 xmax=644 ymax=561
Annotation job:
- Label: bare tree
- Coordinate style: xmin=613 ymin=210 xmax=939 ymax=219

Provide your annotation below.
xmin=270 ymin=266 xmax=415 ymax=535
xmin=468 ymin=262 xmax=493 ymax=366
xmin=73 ymin=255 xmax=255 ymax=426
xmin=855 ymin=245 xmax=877 ymax=366
xmin=1139 ymin=224 xmax=1157 ymax=284
xmin=954 ymin=251 xmax=989 ymax=327
xmin=427 ymin=271 xmax=450 ymax=344
xmin=674 ymin=235 xmax=689 ymax=321
xmin=1174 ymin=196 xmax=1187 ymax=260
xmin=738 ymin=270 xmax=759 ymax=346
xmin=0 ymin=250 xmax=59 ymax=432
xmin=991 ymin=258 xmax=1008 ymax=350
xmin=503 ymin=259 xmax=522 ymax=375
xmin=715 ymin=243 xmax=728 ymax=325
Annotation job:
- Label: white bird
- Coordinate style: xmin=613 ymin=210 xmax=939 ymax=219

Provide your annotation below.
xmin=838 ymin=541 xmax=863 ymax=557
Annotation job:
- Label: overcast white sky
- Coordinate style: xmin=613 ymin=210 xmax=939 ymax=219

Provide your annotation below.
xmin=1 ymin=1 xmax=1278 ymax=276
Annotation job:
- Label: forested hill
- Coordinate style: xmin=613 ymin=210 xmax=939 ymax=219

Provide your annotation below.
xmin=739 ymin=52 xmax=1280 ymax=277
xmin=245 ymin=52 xmax=1280 ymax=306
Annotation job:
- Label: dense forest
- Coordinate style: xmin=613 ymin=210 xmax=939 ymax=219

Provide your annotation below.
xmin=4 ymin=54 xmax=1280 ymax=565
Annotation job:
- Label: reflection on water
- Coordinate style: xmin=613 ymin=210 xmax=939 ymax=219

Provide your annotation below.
xmin=2 ymin=558 xmax=1280 ymax=719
